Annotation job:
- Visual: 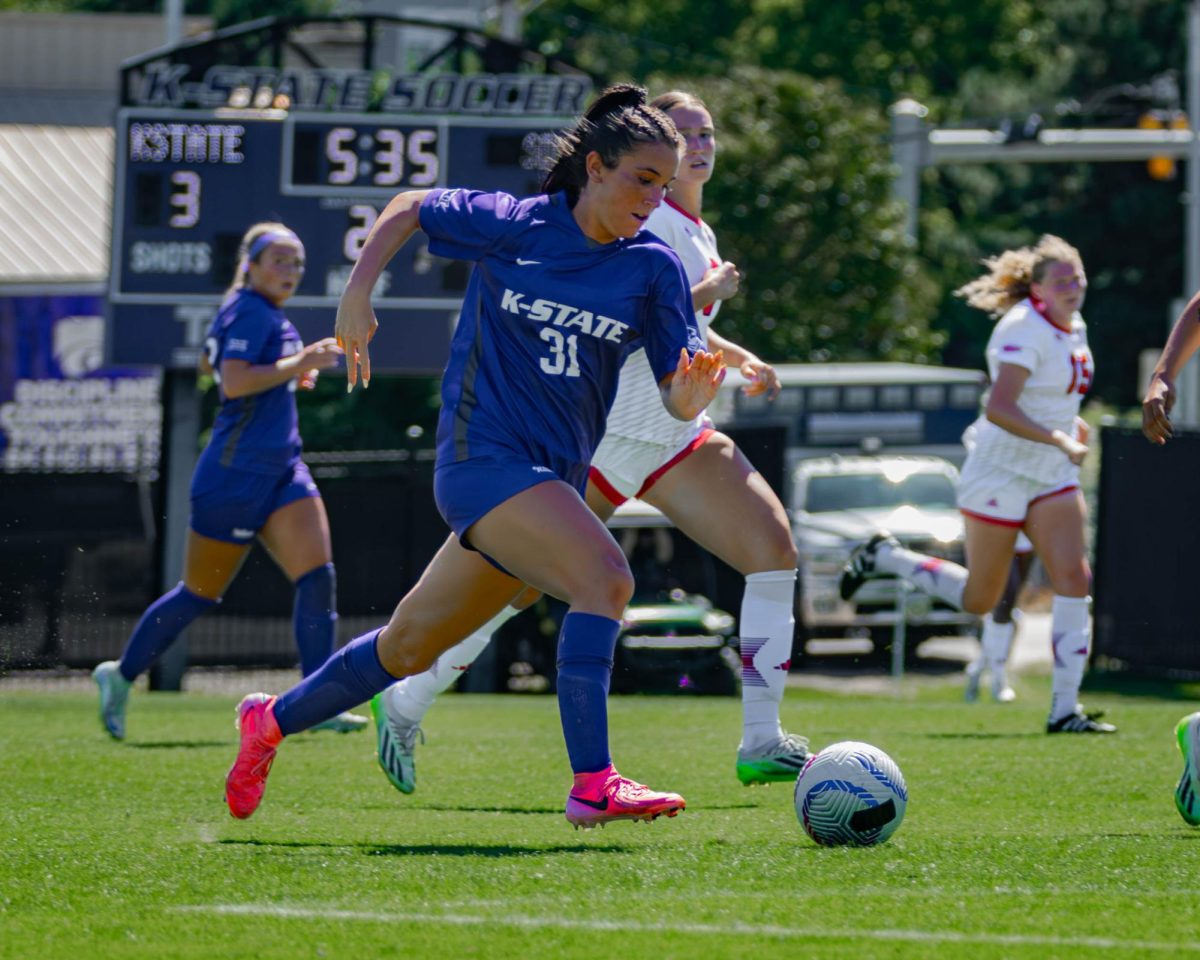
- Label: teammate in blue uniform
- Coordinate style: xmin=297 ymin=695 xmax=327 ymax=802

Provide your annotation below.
xmin=92 ymin=222 xmax=363 ymax=739
xmin=224 ymin=85 xmax=726 ymax=828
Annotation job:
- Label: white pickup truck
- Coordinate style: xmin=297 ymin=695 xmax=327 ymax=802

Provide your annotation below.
xmin=790 ymin=454 xmax=977 ymax=652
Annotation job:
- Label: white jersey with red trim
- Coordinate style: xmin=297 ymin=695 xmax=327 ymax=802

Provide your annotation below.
xmin=966 ymin=298 xmax=1093 ymax=484
xmin=599 ymin=198 xmax=721 ymax=446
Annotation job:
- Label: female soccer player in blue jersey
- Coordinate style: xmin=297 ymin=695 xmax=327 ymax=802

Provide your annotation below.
xmin=373 ymin=90 xmax=808 ymax=794
xmin=92 ymin=222 xmax=365 ymax=739
xmin=224 ymin=85 xmax=726 ymax=828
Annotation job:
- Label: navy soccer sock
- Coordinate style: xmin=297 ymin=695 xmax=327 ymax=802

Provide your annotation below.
xmin=118 ymin=583 xmax=215 ymax=682
xmin=272 ymin=629 xmax=398 ymax=736
xmin=293 ymin=562 xmax=337 ymax=677
xmin=556 ymin=612 xmax=619 ymax=774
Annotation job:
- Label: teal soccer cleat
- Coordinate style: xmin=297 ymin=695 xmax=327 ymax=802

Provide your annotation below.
xmin=92 ymin=660 xmax=131 ymax=740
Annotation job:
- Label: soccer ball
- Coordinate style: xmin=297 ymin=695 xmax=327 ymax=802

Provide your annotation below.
xmin=793 ymin=741 xmax=908 ymax=846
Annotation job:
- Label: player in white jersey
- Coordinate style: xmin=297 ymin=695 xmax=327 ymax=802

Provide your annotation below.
xmin=840 ymin=235 xmax=1115 ymax=734
xmin=1142 ymin=290 xmax=1200 ymax=823
xmin=372 ymin=91 xmax=809 ymax=792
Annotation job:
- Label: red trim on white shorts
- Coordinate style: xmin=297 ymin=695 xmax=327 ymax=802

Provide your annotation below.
xmin=1028 ymin=483 xmax=1079 ymax=508
xmin=588 ymin=428 xmax=716 ymax=507
xmin=588 ymin=466 xmax=627 ymax=507
xmin=960 ymin=507 xmax=1025 ymax=529
xmin=635 ymin=428 xmax=715 ymax=499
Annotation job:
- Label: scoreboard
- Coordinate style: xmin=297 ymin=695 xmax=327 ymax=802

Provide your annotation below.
xmin=107 ymin=105 xmax=572 ymax=372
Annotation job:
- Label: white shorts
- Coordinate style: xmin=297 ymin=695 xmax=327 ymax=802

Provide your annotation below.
xmin=957 ymin=455 xmax=1080 ymax=529
xmin=590 ymin=424 xmax=714 ymax=505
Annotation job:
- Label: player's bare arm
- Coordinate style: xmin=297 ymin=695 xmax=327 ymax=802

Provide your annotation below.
xmin=337 ymin=189 xmax=432 ymax=391
xmin=707 ymin=328 xmax=779 ymax=399
xmin=1143 ymin=291 xmax=1200 ymax=445
xmin=220 ymin=338 xmax=343 ymax=399
xmin=986 ymin=362 xmax=1088 ymax=465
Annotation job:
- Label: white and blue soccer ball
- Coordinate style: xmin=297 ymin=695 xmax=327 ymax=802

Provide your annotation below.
xmin=793 ymin=741 xmax=908 ymax=847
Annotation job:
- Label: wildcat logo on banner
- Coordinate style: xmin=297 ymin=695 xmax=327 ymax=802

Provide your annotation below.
xmin=0 ymin=295 xmax=161 ymax=474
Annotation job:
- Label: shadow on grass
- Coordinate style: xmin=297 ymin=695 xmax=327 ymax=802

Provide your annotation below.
xmin=922 ymin=732 xmax=1043 ymax=740
xmin=219 ymin=838 xmax=630 ymax=857
xmin=126 ymin=740 xmax=229 ymax=749
xmin=359 ymin=802 xmax=758 ymax=814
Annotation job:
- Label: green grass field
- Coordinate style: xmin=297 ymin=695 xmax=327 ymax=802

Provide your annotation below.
xmin=3 ymin=677 xmax=1200 ymax=959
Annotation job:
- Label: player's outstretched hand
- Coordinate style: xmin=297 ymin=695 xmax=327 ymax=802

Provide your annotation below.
xmin=1142 ymin=374 xmax=1175 ymax=445
xmin=739 ymin=356 xmax=780 ymax=399
xmin=667 ymin=347 xmax=726 ymax=421
xmin=335 ymin=294 xmax=379 ymax=392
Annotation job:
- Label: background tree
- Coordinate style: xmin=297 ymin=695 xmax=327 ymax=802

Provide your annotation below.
xmin=529 ymin=0 xmax=1192 ymax=404
xmin=657 ymin=68 xmax=941 ymax=363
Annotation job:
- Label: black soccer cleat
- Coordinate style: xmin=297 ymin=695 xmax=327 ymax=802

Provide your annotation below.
xmin=1046 ymin=707 xmax=1117 ymax=734
xmin=838 ymin=532 xmax=896 ymax=602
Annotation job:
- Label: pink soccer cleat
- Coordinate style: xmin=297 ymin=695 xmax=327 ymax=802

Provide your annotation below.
xmin=225 ymin=693 xmax=283 ymax=819
xmin=564 ymin=764 xmax=686 ymax=829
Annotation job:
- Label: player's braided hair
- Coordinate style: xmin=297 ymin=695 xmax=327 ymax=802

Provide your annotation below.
xmin=956 ymin=234 xmax=1083 ymax=318
xmin=542 ymin=83 xmax=681 ymax=204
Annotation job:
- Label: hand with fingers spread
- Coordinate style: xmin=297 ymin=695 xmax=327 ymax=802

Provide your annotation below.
xmin=1142 ymin=373 xmax=1175 ymax=445
xmin=664 ymin=347 xmax=726 ymax=421
xmin=335 ymin=292 xmax=379 ymax=392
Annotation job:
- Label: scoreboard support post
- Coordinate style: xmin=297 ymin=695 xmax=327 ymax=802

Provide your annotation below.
xmin=148 ymin=369 xmax=201 ymax=691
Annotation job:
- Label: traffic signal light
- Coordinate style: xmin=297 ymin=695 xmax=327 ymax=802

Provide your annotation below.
xmin=1139 ymin=110 xmax=1188 ymax=180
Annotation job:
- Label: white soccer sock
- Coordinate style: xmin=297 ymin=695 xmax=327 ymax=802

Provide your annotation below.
xmin=739 ymin=569 xmax=797 ymax=750
xmin=1049 ymin=595 xmax=1091 ymax=721
xmin=980 ymin=614 xmax=1014 ymax=669
xmin=385 ymin=605 xmax=522 ymax=723
xmin=874 ymin=542 xmax=967 ymax=610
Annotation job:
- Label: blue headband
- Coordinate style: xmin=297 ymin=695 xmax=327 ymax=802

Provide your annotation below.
xmin=247 ymin=229 xmax=301 ymax=261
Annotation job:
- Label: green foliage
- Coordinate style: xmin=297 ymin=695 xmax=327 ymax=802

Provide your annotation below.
xmin=3 ymin=683 xmax=1200 ymax=958
xmin=528 ymin=2 xmax=1194 ymax=403
xmin=661 ymin=69 xmax=942 ymax=363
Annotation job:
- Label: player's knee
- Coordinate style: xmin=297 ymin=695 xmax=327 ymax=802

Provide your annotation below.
xmin=960 ymin=587 xmax=998 ymax=617
xmin=763 ymin=528 xmax=799 ymax=571
xmin=375 ymin=622 xmax=438 ymax=677
xmin=569 ymin=558 xmax=634 ymax=613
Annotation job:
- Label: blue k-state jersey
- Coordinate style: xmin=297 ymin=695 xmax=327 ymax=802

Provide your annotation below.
xmin=420 ymin=188 xmax=703 ymax=479
xmin=201 ymin=287 xmax=303 ymax=474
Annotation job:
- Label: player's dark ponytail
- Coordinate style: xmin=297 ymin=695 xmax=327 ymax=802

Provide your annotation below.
xmin=542 ymin=83 xmax=680 ymax=204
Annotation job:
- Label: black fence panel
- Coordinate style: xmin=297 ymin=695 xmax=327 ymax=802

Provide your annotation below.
xmin=0 ymin=473 xmax=159 ymax=668
xmin=1094 ymin=425 xmax=1200 ymax=677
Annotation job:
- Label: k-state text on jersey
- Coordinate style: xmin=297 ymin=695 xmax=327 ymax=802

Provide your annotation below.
xmin=500 ymin=288 xmax=629 ymax=343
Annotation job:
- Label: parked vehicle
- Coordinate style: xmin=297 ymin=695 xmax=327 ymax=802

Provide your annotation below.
xmin=790 ymin=454 xmax=976 ymax=653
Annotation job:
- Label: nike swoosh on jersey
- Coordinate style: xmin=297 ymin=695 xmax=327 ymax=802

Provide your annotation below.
xmin=515 ymin=258 xmax=541 ymax=265
xmin=568 ymin=794 xmax=609 ymax=811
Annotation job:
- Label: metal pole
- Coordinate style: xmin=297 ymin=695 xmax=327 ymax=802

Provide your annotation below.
xmin=1181 ymin=0 xmax=1200 ymax=425
xmin=892 ymin=579 xmax=911 ymax=690
xmin=165 ymin=0 xmax=183 ymax=46
xmin=148 ymin=369 xmax=201 ymax=692
xmin=890 ymin=99 xmax=928 ymax=244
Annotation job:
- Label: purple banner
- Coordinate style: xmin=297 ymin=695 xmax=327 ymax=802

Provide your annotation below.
xmin=0 ymin=295 xmax=161 ymax=474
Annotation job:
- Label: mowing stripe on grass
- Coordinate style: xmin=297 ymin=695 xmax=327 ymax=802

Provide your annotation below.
xmin=176 ymin=904 xmax=1200 ymax=951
